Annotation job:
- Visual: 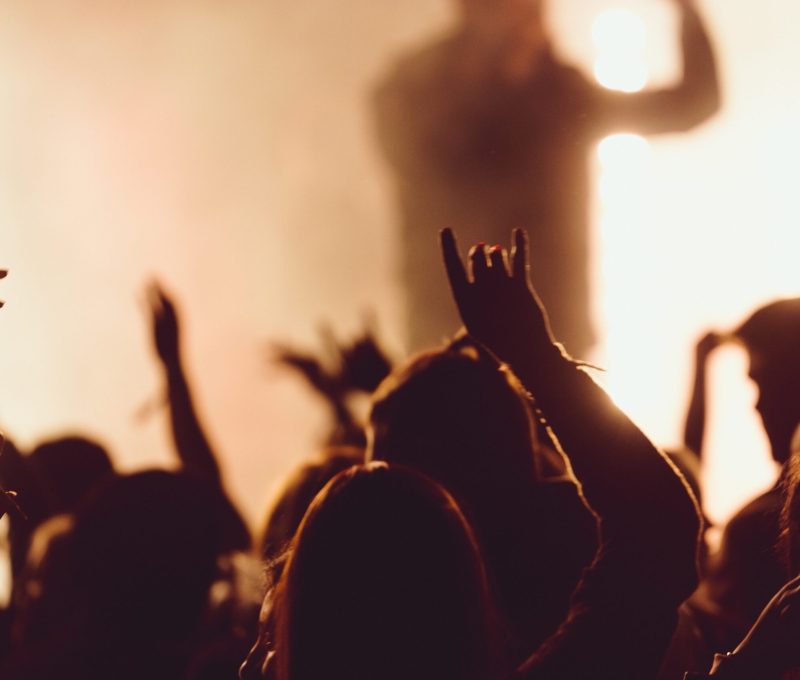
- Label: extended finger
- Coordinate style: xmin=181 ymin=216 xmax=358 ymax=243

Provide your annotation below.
xmin=317 ymin=322 xmax=340 ymax=362
xmin=159 ymin=291 xmax=176 ymax=318
xmin=488 ymin=245 xmax=510 ymax=278
xmin=469 ymin=243 xmax=490 ymax=282
xmin=511 ymin=228 xmax=529 ymax=282
xmin=145 ymin=282 xmax=163 ymax=316
xmin=440 ymin=228 xmax=470 ymax=300
xmin=267 ymin=342 xmax=293 ymax=363
xmin=361 ymin=308 xmax=379 ymax=336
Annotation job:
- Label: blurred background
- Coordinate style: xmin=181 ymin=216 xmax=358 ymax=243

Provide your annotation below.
xmin=0 ymin=0 xmax=794 ymax=547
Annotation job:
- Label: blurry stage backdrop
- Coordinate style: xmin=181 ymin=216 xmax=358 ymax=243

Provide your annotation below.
xmin=0 ymin=0 xmax=795 ymax=547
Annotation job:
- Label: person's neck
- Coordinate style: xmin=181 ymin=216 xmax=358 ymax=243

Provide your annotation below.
xmin=453 ymin=26 xmax=550 ymax=83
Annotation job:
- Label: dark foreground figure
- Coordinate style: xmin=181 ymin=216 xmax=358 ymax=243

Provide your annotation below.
xmin=241 ymin=229 xmax=701 ymax=679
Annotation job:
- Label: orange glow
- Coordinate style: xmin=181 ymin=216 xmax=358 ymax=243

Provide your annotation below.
xmin=0 ymin=0 xmax=797 ymax=593
xmin=589 ymin=4 xmax=781 ymax=526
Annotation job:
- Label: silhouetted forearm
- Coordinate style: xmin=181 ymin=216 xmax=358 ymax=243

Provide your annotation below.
xmin=509 ymin=348 xmax=699 ymax=680
xmin=596 ymin=1 xmax=721 ymax=135
xmin=165 ymin=359 xmax=251 ymax=551
xmin=508 ymin=343 xmax=699 ymax=571
xmin=439 ymin=226 xmax=700 ymax=678
xmin=683 ymin=353 xmax=708 ymax=459
xmin=671 ymin=2 xmax=722 ymax=128
xmin=165 ymin=359 xmax=221 ymax=480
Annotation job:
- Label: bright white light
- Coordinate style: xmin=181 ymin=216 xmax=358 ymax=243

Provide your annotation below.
xmin=592 ymin=9 xmax=648 ymax=92
xmin=596 ymin=134 xmax=651 ymax=209
xmin=597 ymin=133 xmax=651 ymax=168
xmin=592 ymin=9 xmax=647 ymax=50
xmin=594 ymin=59 xmax=647 ymax=93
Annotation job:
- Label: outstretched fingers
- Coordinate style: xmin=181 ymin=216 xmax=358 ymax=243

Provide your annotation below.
xmin=145 ymin=282 xmax=164 ymax=318
xmin=440 ymin=228 xmax=470 ymax=301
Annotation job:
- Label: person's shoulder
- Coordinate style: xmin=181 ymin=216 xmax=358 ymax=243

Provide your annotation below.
xmin=375 ymin=31 xmax=460 ymax=94
xmin=533 ymin=477 xmax=598 ymax=535
xmin=526 ymin=49 xmax=596 ymax=112
xmin=722 ymin=486 xmax=783 ymax=543
xmin=534 ymin=47 xmax=586 ymax=79
xmin=731 ymin=486 xmax=782 ymax=518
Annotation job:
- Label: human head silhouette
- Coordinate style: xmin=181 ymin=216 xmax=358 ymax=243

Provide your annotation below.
xmin=15 ymin=470 xmax=221 ymax=679
xmin=260 ymin=446 xmax=363 ymax=573
xmin=735 ymin=298 xmax=800 ymax=464
xmin=457 ymin=0 xmax=548 ymax=54
xmin=367 ymin=339 xmax=540 ymax=519
xmin=261 ymin=463 xmax=493 ymax=680
xmin=29 ymin=435 xmax=115 ymax=515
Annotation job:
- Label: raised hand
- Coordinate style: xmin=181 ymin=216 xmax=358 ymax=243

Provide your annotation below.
xmin=272 ymin=320 xmax=392 ymax=400
xmin=440 ymin=227 xmax=557 ymax=364
xmin=696 ymin=330 xmax=723 ymax=363
xmin=141 ymin=282 xmax=249 ymax=548
xmin=147 ymin=282 xmax=180 ymax=367
xmin=683 ymin=329 xmax=724 ymax=459
xmin=271 ymin=341 xmax=340 ymax=401
xmin=338 ymin=321 xmax=392 ymax=394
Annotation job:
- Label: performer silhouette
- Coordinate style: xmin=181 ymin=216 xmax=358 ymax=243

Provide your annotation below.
xmin=374 ymin=0 xmax=720 ymax=354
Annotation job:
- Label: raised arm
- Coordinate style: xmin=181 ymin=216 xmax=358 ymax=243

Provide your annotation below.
xmin=272 ymin=323 xmax=392 ymax=447
xmin=441 ymin=228 xmax=699 ymax=554
xmin=441 ymin=228 xmax=700 ymax=678
xmin=271 ymin=338 xmax=357 ymax=439
xmin=148 ymin=283 xmax=250 ymax=551
xmin=683 ymin=331 xmax=722 ymax=459
xmin=593 ymin=0 xmax=721 ymax=135
xmin=149 ymin=283 xmax=221 ymax=480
